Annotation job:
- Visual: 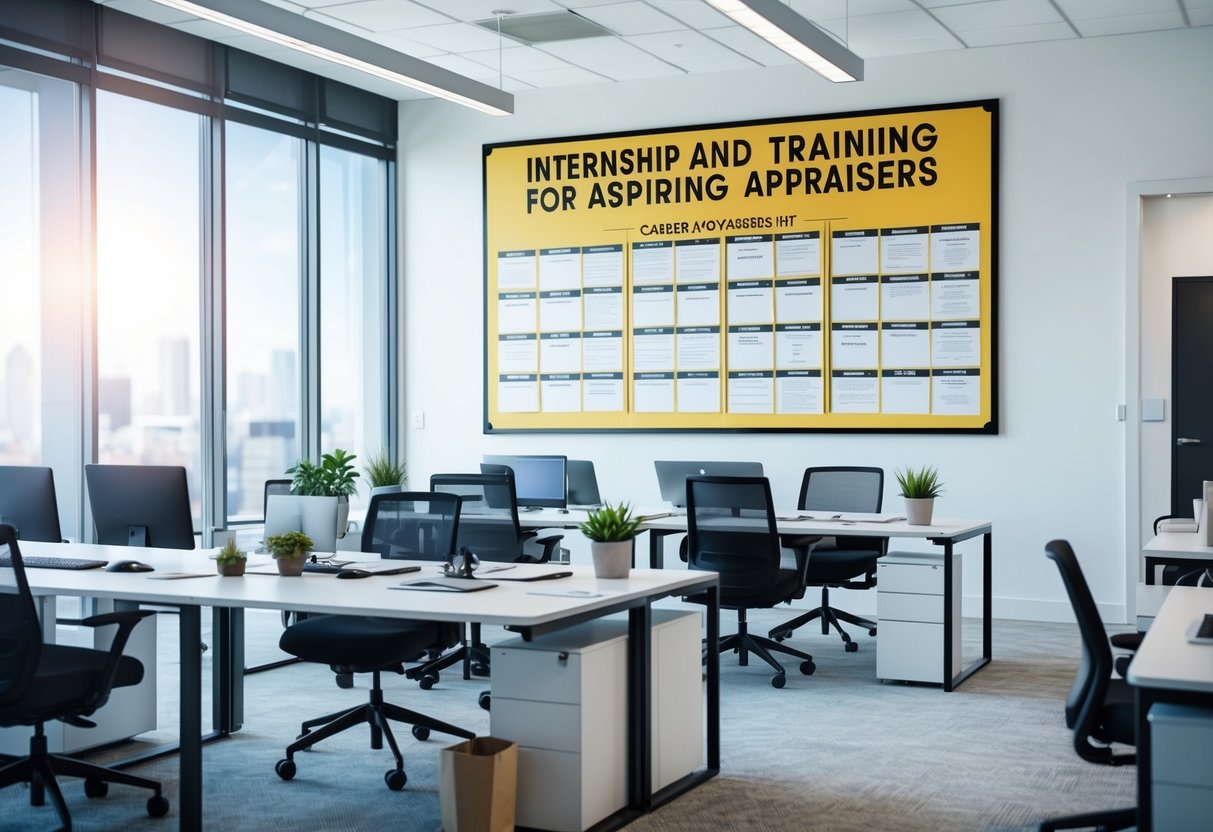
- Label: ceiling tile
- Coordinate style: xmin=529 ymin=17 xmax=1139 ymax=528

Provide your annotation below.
xmin=393 ymin=22 xmax=511 ymax=51
xmin=701 ymin=26 xmax=798 ymax=66
xmin=646 ymin=0 xmax=733 ymax=29
xmin=509 ymin=65 xmax=611 ymax=87
xmin=932 ymin=0 xmax=1063 ymax=33
xmin=463 ymin=46 xmax=577 ymax=73
xmin=538 ymin=37 xmax=687 ymax=79
xmin=799 ymin=0 xmax=919 ymax=16
xmin=628 ymin=30 xmax=762 ymax=73
xmin=1074 ymin=12 xmax=1187 ymax=37
xmin=575 ymin=2 xmax=686 ymax=36
xmin=310 ymin=0 xmax=453 ymax=32
xmin=1055 ymin=0 xmax=1178 ymax=20
xmin=961 ymin=21 xmax=1076 ymax=47
xmin=844 ymin=9 xmax=964 ymax=56
xmin=1191 ymin=11 xmax=1213 ymax=27
xmin=416 ymin=0 xmax=567 ymax=17
xmin=425 ymin=52 xmax=503 ymax=80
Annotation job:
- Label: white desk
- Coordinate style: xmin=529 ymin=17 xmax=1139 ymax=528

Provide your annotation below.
xmin=18 ymin=541 xmax=721 ymax=832
xmin=1127 ymin=585 xmax=1213 ymax=831
xmin=1143 ymin=532 xmax=1213 ymax=584
xmin=523 ymin=509 xmax=994 ymax=692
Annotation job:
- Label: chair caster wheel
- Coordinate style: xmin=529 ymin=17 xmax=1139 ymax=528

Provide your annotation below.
xmin=419 ymin=672 xmax=438 ymax=690
xmin=335 ymin=673 xmax=354 ymax=689
xmin=147 ymin=794 xmax=170 ymax=817
xmin=84 ymin=778 xmax=108 ymax=798
xmin=845 ymin=641 xmax=859 ymax=653
xmin=478 ymin=691 xmax=491 ymax=711
xmin=800 ymin=660 xmax=816 ymax=675
xmin=471 ymin=661 xmax=490 ymax=677
xmin=385 ymin=768 xmax=407 ymax=791
xmin=774 ymin=635 xmax=786 ymax=642
xmin=412 ymin=725 xmax=430 ymax=741
xmin=771 ymin=673 xmax=787 ymax=689
xmin=868 ymin=627 xmax=878 ymax=637
xmin=275 ymin=758 xmax=296 ymax=781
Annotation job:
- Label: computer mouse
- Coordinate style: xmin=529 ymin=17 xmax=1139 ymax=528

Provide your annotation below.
xmin=336 ymin=569 xmax=372 ymax=579
xmin=106 ymin=560 xmax=155 ymax=573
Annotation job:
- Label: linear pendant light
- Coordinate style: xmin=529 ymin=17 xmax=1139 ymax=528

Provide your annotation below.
xmin=705 ymin=0 xmax=863 ymax=82
xmin=143 ymin=0 xmax=514 ymax=115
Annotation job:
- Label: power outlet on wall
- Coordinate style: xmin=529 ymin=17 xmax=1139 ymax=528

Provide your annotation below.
xmin=411 ymin=411 xmax=425 ymax=430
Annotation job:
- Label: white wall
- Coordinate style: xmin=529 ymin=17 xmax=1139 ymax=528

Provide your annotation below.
xmin=398 ymin=28 xmax=1213 ymax=623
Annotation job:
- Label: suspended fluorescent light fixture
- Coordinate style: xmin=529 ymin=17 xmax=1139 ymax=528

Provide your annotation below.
xmin=145 ymin=0 xmax=513 ymax=115
xmin=705 ymin=0 xmax=863 ymax=82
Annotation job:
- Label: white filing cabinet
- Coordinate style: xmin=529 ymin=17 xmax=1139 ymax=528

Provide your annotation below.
xmin=491 ymin=608 xmax=702 ymax=832
xmin=0 ymin=596 xmax=157 ymax=755
xmin=876 ymin=551 xmax=961 ymax=684
xmin=1149 ymin=703 xmax=1213 ymax=831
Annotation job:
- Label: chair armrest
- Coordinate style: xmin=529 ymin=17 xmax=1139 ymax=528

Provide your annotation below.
xmin=531 ymin=534 xmax=564 ymax=563
xmin=81 ymin=609 xmax=156 ymax=702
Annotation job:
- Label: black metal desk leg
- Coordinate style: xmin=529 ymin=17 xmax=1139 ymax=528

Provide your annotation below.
xmin=943 ymin=538 xmax=955 ymax=692
xmin=179 ymin=605 xmax=202 ymax=832
xmin=627 ymin=603 xmax=653 ymax=810
xmin=705 ymin=582 xmax=720 ymax=771
xmin=983 ymin=531 xmax=993 ymax=662
xmin=213 ymin=607 xmax=243 ymax=733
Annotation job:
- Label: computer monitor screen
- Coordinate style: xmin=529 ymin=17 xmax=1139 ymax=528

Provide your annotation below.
xmin=264 ymin=494 xmax=339 ymax=554
xmin=654 ymin=460 xmax=765 ymax=507
xmin=85 ymin=464 xmax=196 ymax=549
xmin=0 ymin=465 xmax=63 ymax=542
xmin=482 ymin=455 xmax=568 ymax=510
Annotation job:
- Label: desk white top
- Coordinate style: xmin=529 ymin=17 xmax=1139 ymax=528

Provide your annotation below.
xmin=1143 ymin=531 xmax=1213 ymax=559
xmin=521 ymin=507 xmax=991 ymax=540
xmin=1128 ymin=585 xmax=1213 ymax=693
xmin=16 ymin=541 xmax=715 ymax=630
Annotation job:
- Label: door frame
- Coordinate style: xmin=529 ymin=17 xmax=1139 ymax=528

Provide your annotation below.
xmin=1125 ymin=176 xmax=1213 ymax=622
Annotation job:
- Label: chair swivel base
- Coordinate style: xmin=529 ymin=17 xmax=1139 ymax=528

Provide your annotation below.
xmin=1038 ymin=806 xmax=1135 ymax=831
xmin=274 ymin=675 xmax=474 ymax=790
xmin=714 ymin=627 xmax=816 ymax=689
xmin=406 ymin=641 xmax=490 ymax=688
xmin=0 ymin=731 xmax=169 ymax=830
xmin=771 ymin=602 xmax=877 ymax=652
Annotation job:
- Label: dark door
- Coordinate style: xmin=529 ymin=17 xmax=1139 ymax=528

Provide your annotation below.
xmin=1171 ymin=276 xmax=1213 ymax=516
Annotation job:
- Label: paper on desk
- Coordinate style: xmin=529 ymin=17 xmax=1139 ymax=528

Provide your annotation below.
xmin=391 ymin=578 xmax=497 ymax=593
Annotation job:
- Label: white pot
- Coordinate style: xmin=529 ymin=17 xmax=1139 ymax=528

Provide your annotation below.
xmin=590 ymin=540 xmax=633 ymax=579
xmin=336 ymin=496 xmax=350 ymax=539
xmin=904 ymin=497 xmax=935 ymax=526
xmin=369 ymin=485 xmax=402 ymax=499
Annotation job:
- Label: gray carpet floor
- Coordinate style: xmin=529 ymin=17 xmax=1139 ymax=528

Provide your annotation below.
xmin=0 ymin=604 xmax=1137 ymax=831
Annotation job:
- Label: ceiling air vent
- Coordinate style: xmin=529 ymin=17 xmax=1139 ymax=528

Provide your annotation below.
xmin=473 ymin=11 xmax=616 ymax=45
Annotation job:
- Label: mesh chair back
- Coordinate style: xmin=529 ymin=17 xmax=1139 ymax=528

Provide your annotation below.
xmin=0 ymin=525 xmax=41 ymax=710
xmin=361 ymin=492 xmax=460 ymax=561
xmin=1045 ymin=540 xmax=1113 ymax=733
xmin=800 ymin=467 xmax=886 ymax=553
xmin=686 ymin=476 xmax=783 ymax=607
xmin=430 ymin=473 xmax=524 ymax=562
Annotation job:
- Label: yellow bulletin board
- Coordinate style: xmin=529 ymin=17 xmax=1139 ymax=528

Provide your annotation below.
xmin=483 ymin=100 xmax=998 ymax=433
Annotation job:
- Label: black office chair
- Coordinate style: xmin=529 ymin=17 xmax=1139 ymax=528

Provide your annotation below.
xmin=0 ymin=525 xmax=169 ymax=828
xmin=0 ymin=466 xmax=64 ymax=542
xmin=1039 ymin=540 xmax=1136 ymax=832
xmin=418 ymin=472 xmax=564 ymax=690
xmin=274 ymin=492 xmax=474 ymax=790
xmin=770 ymin=467 xmax=887 ymax=652
xmin=685 ymin=475 xmax=816 ymax=688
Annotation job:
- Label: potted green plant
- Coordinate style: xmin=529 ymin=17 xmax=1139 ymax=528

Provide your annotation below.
xmin=579 ymin=502 xmax=644 ymax=578
xmin=895 ymin=465 xmax=943 ymax=526
xmin=215 ymin=537 xmax=247 ymax=577
xmin=363 ymin=447 xmax=407 ymax=498
xmin=265 ymin=530 xmax=313 ymax=576
xmin=287 ymin=449 xmax=359 ymax=539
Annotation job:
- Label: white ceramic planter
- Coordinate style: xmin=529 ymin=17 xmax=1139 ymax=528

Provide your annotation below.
xmin=904 ymin=497 xmax=936 ymax=526
xmin=591 ymin=540 xmax=633 ymax=579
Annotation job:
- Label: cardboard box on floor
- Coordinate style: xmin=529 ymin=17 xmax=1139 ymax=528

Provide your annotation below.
xmin=439 ymin=737 xmax=518 ymax=832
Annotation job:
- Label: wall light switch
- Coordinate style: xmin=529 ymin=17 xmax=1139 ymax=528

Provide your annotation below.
xmin=1115 ymin=404 xmax=1126 ymax=422
xmin=1141 ymin=398 xmax=1165 ymax=422
xmin=411 ymin=411 xmax=425 ymax=430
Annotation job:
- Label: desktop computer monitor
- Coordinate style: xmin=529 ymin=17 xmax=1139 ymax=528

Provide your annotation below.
xmin=0 ymin=465 xmax=63 ymax=542
xmin=264 ymin=494 xmax=339 ymax=554
xmin=654 ymin=460 xmax=765 ymax=508
xmin=85 ymin=464 xmax=196 ymax=549
xmin=566 ymin=460 xmax=602 ymax=508
xmin=481 ymin=455 xmax=568 ymax=510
